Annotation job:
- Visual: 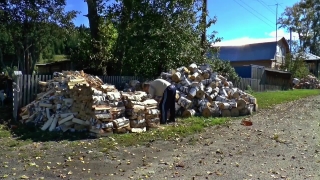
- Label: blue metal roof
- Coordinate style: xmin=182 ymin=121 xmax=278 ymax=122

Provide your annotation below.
xmin=293 ymin=52 xmax=320 ymax=61
xmin=216 ymin=41 xmax=277 ymax=62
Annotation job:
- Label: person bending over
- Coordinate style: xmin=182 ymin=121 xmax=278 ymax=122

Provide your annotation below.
xmin=159 ymin=84 xmax=176 ymax=124
xmin=142 ymin=79 xmax=176 ymax=124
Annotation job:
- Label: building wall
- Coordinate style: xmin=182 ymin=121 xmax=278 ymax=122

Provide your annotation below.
xmin=275 ymin=41 xmax=287 ymax=64
xmin=230 ymin=60 xmax=273 ymax=68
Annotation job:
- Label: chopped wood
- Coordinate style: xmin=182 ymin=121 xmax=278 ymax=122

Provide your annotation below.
xmin=20 ymin=64 xmax=258 ymax=137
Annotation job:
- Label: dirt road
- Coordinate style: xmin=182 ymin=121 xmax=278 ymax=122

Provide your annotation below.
xmin=0 ymin=96 xmax=320 ymax=180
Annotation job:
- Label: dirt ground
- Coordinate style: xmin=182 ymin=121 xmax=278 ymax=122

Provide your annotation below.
xmin=0 ymin=95 xmax=320 ymax=180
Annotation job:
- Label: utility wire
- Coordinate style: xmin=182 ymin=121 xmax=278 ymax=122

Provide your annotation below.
xmin=238 ymin=0 xmax=274 ymax=24
xmin=257 ymin=0 xmax=276 ymax=14
xmin=233 ymin=0 xmax=274 ymax=28
xmin=279 ymin=4 xmax=285 ymax=10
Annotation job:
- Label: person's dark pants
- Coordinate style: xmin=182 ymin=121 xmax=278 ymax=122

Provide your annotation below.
xmin=159 ymin=85 xmax=176 ymax=124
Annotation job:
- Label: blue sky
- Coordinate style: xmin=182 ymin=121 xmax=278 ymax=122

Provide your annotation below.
xmin=65 ymin=0 xmax=299 ymax=45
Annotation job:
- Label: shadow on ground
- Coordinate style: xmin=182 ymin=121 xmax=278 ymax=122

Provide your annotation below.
xmin=1 ymin=104 xmax=96 ymax=142
xmin=12 ymin=126 xmax=96 ymax=142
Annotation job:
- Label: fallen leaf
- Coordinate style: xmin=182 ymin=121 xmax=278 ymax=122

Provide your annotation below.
xmin=29 ymin=162 xmax=37 ymax=167
xmin=20 ymin=175 xmax=29 ymax=179
xmin=2 ymin=174 xmax=8 ymax=178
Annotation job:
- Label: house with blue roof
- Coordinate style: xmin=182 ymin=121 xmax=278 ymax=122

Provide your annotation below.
xmin=212 ymin=37 xmax=290 ymax=69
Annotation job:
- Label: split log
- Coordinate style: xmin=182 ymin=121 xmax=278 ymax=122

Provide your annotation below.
xmin=230 ymin=108 xmax=239 ymax=117
xmin=202 ymin=70 xmax=211 ymax=79
xmin=236 ymin=98 xmax=247 ymax=110
xmin=221 ymin=109 xmax=231 ymax=117
xmin=188 ymin=87 xmax=197 ymax=98
xmin=195 ymin=88 xmax=205 ymax=99
xmin=177 ymin=96 xmax=193 ymax=109
xmin=112 ymin=117 xmax=129 ymax=128
xmin=188 ymin=63 xmax=198 ymax=73
xmin=114 ymin=126 xmax=130 ymax=134
xmin=182 ymin=109 xmax=196 ymax=118
xmin=130 ymin=119 xmax=146 ymax=128
xmin=172 ymin=72 xmax=182 ymax=82
xmin=161 ymin=72 xmax=172 ymax=79
xmin=131 ymin=127 xmax=147 ymax=133
xmin=132 ymin=105 xmax=146 ymax=113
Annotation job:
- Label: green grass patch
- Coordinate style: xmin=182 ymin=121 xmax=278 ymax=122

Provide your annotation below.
xmin=38 ymin=54 xmax=69 ymax=63
xmin=0 ymin=125 xmax=11 ymax=138
xmin=253 ymin=89 xmax=320 ymax=109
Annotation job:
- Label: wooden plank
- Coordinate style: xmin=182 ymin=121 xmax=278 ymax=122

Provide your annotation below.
xmin=22 ymin=75 xmax=26 ymax=106
xmin=35 ymin=75 xmax=40 ymax=95
xmin=19 ymin=75 xmax=23 ymax=108
xmin=27 ymin=75 xmax=31 ymax=105
xmin=31 ymin=75 xmax=35 ymax=102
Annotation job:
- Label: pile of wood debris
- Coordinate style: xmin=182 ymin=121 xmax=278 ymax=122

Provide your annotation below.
xmin=159 ymin=63 xmax=258 ymax=118
xmin=293 ymin=75 xmax=320 ymax=89
xmin=19 ymin=70 xmax=160 ymax=137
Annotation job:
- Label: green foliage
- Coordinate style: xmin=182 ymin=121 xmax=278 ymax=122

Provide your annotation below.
xmin=206 ymin=58 xmax=240 ymax=82
xmin=0 ymin=0 xmax=78 ymax=74
xmin=278 ymin=0 xmax=320 ymax=55
xmin=245 ymin=85 xmax=254 ymax=94
xmin=69 ymin=20 xmax=118 ymax=73
xmin=103 ymin=0 xmax=221 ymax=77
xmin=281 ymin=52 xmax=310 ymax=78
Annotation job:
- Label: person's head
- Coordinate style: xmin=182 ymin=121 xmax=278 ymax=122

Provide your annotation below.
xmin=142 ymin=81 xmax=150 ymax=92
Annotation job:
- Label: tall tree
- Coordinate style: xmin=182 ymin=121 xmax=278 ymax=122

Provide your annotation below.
xmin=104 ymin=0 xmax=221 ymax=77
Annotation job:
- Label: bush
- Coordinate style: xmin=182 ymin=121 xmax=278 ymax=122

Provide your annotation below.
xmin=281 ymin=52 xmax=310 ymax=78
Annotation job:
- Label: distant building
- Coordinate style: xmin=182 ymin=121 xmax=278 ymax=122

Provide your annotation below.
xmin=211 ymin=37 xmax=289 ymax=69
xmin=294 ymin=52 xmax=320 ymax=78
xmin=35 ymin=60 xmax=72 ymax=75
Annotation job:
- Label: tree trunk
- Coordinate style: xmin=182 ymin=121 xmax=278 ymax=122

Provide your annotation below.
xmin=200 ymin=0 xmax=207 ymax=56
xmin=114 ymin=0 xmax=132 ymax=75
xmin=86 ymin=0 xmax=101 ymax=55
xmin=0 ymin=48 xmax=5 ymax=69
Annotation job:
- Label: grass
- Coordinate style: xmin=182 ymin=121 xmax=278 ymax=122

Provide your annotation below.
xmin=38 ymin=54 xmax=69 ymax=64
xmin=0 ymin=89 xmax=319 ymax=150
xmin=0 ymin=125 xmax=11 ymax=138
xmin=252 ymin=89 xmax=320 ymax=109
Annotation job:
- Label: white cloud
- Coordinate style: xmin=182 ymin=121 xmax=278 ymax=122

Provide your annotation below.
xmin=212 ymin=29 xmax=299 ymax=47
xmin=266 ymin=29 xmax=299 ymax=40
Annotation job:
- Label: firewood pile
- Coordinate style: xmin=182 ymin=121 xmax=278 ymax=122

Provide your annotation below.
xmin=19 ymin=70 xmax=160 ymax=137
xmin=159 ymin=63 xmax=258 ymax=118
xmin=292 ymin=75 xmax=320 ymax=89
xmin=122 ymin=92 xmax=160 ymax=131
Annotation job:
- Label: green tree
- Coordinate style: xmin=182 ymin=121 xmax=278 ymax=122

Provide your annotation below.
xmin=281 ymin=52 xmax=310 ymax=78
xmin=0 ymin=0 xmax=78 ymax=74
xmin=70 ymin=19 xmax=118 ymax=74
xmin=278 ymin=0 xmax=320 ymax=55
xmin=104 ymin=0 xmax=221 ymax=77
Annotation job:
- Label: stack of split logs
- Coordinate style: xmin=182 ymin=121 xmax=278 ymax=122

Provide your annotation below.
xmin=160 ymin=63 xmax=258 ymax=118
xmin=122 ymin=91 xmax=160 ymax=131
xmin=293 ymin=75 xmax=320 ymax=89
xmin=19 ymin=70 xmax=160 ymax=137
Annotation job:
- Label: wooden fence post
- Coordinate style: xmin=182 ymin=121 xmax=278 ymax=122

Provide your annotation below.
xmin=13 ymin=71 xmax=22 ymax=121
